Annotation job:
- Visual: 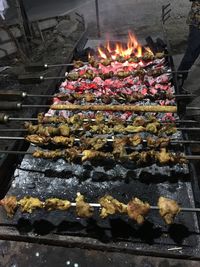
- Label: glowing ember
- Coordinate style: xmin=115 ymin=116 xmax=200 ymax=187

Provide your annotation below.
xmin=96 ymin=31 xmax=152 ymax=60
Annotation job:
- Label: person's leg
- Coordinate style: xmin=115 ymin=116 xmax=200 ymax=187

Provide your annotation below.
xmin=178 ymin=25 xmax=200 ymax=74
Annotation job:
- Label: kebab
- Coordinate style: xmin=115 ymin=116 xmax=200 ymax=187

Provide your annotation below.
xmin=24 ymin=121 xmax=177 ymax=136
xmin=0 ymin=195 xmax=184 ymax=225
xmin=30 ymin=147 xmax=188 ymax=165
xmin=30 ymin=113 xmax=194 ymax=126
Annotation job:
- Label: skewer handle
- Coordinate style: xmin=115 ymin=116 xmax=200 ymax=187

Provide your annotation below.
xmin=24 ymin=63 xmax=48 ymax=72
xmin=0 ymin=90 xmax=27 ymax=101
xmin=0 ymin=102 xmax=22 ymax=111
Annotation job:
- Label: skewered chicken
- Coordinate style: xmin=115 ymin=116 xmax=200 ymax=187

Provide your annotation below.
xmin=45 ymin=198 xmax=71 ymax=211
xmin=158 ymin=196 xmax=180 ymax=224
xmin=99 ymin=195 xmax=127 ymax=218
xmin=0 ymin=196 xmax=18 ymax=218
xmin=19 ymin=197 xmax=44 ymax=213
xmin=31 ymin=147 xmax=187 ymax=165
xmin=75 ymin=193 xmax=94 ymax=218
xmin=81 ymin=137 xmax=107 ymax=150
xmin=82 ymin=150 xmax=113 ymax=162
xmin=0 ymin=195 xmax=186 ymax=226
xmin=127 ymin=198 xmax=150 ymax=224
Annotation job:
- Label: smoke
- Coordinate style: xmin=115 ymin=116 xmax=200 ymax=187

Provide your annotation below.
xmin=75 ymin=0 xmax=190 ymax=40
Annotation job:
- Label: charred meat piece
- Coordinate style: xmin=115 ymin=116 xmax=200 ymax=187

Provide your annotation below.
xmin=146 ymin=137 xmax=170 ymax=148
xmin=33 ymin=149 xmax=64 ymax=159
xmin=59 ymin=124 xmax=70 ymax=137
xmin=157 ymin=137 xmax=170 ymax=148
xmin=45 ymin=198 xmax=71 ymax=211
xmin=25 ymin=135 xmax=50 ymax=145
xmin=95 ymin=112 xmax=104 ymax=123
xmin=128 ymin=151 xmax=140 ymax=162
xmin=158 ymin=124 xmax=177 ymax=136
xmin=156 ymin=148 xmax=171 ymax=164
xmin=170 ymin=153 xmax=188 ymax=164
xmin=75 ymin=193 xmax=94 ymax=218
xmin=67 ymin=72 xmax=79 ymax=81
xmin=37 ymin=113 xmax=68 ymax=124
xmin=125 ymin=125 xmax=145 ymax=133
xmin=51 ymin=136 xmax=75 ymax=147
xmin=85 ymin=93 xmax=95 ymax=102
xmin=81 ymin=137 xmax=107 ymax=150
xmin=19 ymin=197 xmax=43 ymax=213
xmin=142 ymin=52 xmax=154 ymax=62
xmin=128 ymin=134 xmax=142 ymax=147
xmin=65 ymin=147 xmax=81 ymax=161
xmin=158 ymin=196 xmax=180 ymax=225
xmin=113 ymin=124 xmax=126 ymax=133
xmin=146 ymin=122 xmax=160 ymax=134
xmin=132 ymin=117 xmax=146 ymax=126
xmin=99 ymin=195 xmax=127 ymax=218
xmin=113 ymin=138 xmax=127 ymax=159
xmin=127 ymin=198 xmax=150 ymax=224
xmin=73 ymin=60 xmax=84 ymax=68
xmin=0 ymin=196 xmax=18 ymax=218
xmin=82 ymin=150 xmax=112 ymax=162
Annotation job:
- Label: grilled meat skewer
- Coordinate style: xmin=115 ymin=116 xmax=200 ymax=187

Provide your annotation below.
xmin=0 ymin=195 xmax=189 ymax=225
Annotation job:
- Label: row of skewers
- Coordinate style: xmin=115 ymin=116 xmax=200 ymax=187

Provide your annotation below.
xmin=23 ymin=120 xmax=177 ymax=137
xmin=0 ymin=194 xmax=182 ymax=225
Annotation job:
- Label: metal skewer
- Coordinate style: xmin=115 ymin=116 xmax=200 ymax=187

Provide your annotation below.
xmin=1 ymin=102 xmax=199 ymax=113
xmin=0 ymin=90 xmax=195 ymax=101
xmin=0 ymin=127 xmax=200 ymax=132
xmin=24 ymin=62 xmax=89 ymax=72
xmin=0 ymin=136 xmax=199 ymax=146
xmin=62 ymin=203 xmax=200 ymax=212
xmin=0 ymin=149 xmax=199 ymax=160
xmin=0 ymin=113 xmax=198 ymax=125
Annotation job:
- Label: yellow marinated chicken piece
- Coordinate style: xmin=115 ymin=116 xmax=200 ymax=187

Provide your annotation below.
xmin=19 ymin=197 xmax=44 ymax=213
xmin=158 ymin=196 xmax=180 ymax=225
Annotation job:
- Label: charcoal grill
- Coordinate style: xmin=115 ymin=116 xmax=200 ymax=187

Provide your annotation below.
xmin=0 ymin=31 xmax=200 ymax=261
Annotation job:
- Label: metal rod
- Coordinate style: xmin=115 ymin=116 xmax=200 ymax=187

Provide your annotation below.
xmin=95 ymin=0 xmax=101 ymax=38
xmin=21 ymin=93 xmax=199 ymax=99
xmin=6 ymin=117 xmax=199 ymax=124
xmin=0 ymin=150 xmax=199 ymax=160
xmin=150 ymin=206 xmax=200 ymax=212
xmin=0 ymin=136 xmax=200 ymax=146
xmin=0 ymin=150 xmax=32 ymax=155
xmin=0 ymin=199 xmax=200 ymax=213
xmin=0 ymin=127 xmax=200 ymax=133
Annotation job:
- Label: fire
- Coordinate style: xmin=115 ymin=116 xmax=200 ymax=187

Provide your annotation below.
xmin=96 ymin=32 xmax=153 ymax=60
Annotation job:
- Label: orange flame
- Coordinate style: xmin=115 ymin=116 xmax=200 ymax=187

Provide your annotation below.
xmin=97 ymin=32 xmax=147 ymax=60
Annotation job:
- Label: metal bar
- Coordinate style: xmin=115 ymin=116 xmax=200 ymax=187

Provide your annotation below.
xmin=163 ymin=3 xmax=171 ymax=10
xmin=0 ymin=136 xmax=199 ymax=145
xmin=0 ymin=150 xmax=32 ymax=155
xmin=0 ymin=150 xmax=199 ymax=160
xmin=0 ymin=127 xmax=200 ymax=133
xmin=95 ymin=0 xmax=101 ymax=38
xmin=7 ymin=118 xmax=200 ymax=124
xmin=150 ymin=206 xmax=200 ymax=213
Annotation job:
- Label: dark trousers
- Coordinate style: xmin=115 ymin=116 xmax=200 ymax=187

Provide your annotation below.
xmin=178 ymin=25 xmax=200 ymax=78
